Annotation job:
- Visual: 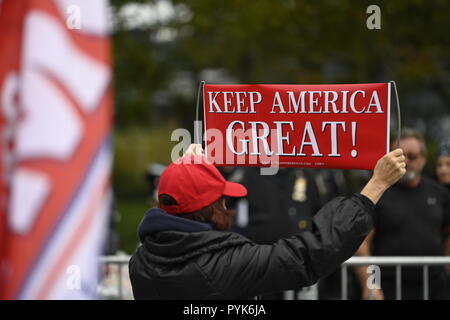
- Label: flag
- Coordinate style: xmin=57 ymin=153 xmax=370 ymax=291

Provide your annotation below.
xmin=0 ymin=0 xmax=112 ymax=299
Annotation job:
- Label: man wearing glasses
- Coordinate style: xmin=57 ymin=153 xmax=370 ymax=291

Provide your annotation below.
xmin=355 ymin=128 xmax=450 ymax=300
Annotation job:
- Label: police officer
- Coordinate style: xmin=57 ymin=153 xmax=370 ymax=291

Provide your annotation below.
xmin=232 ymin=167 xmax=323 ymax=299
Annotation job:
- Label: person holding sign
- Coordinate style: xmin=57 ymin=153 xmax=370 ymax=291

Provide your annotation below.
xmin=129 ymin=144 xmax=406 ymax=299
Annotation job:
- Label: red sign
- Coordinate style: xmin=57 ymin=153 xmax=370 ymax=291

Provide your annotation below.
xmin=203 ymin=83 xmax=391 ymax=170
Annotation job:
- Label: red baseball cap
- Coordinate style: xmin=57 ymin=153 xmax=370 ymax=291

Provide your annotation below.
xmin=158 ymin=155 xmax=247 ymax=214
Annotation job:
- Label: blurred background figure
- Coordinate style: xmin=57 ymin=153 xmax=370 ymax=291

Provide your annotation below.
xmin=231 ymin=167 xmax=339 ymax=299
xmin=146 ymin=163 xmax=167 ymax=202
xmin=355 ymin=128 xmax=450 ymax=300
xmin=103 ymin=198 xmax=122 ymax=256
xmin=436 ymin=138 xmax=450 ymax=191
xmin=315 ymin=169 xmax=364 ymax=300
xmin=435 ymin=138 xmax=450 ymax=277
xmin=235 ymin=168 xmax=321 ymax=242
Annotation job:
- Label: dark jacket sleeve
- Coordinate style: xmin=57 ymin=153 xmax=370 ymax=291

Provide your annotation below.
xmin=205 ymin=194 xmax=374 ymax=298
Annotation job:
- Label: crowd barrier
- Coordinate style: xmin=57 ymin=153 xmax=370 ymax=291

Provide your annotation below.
xmin=341 ymin=256 xmax=450 ymax=300
xmin=98 ymin=255 xmax=450 ymax=300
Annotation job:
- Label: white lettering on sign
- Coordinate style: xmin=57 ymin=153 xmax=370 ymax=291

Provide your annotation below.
xmin=210 ymin=90 xmax=383 ymax=115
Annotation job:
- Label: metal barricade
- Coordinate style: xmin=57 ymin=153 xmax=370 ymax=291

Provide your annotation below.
xmin=341 ymin=256 xmax=450 ymax=300
xmin=98 ymin=255 xmax=132 ymax=300
xmin=98 ymin=255 xmax=450 ymax=300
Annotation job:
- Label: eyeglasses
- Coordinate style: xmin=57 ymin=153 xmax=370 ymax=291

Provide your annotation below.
xmin=405 ymin=153 xmax=422 ymax=161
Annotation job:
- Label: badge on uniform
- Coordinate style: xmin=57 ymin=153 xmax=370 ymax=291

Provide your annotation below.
xmin=292 ymin=176 xmax=307 ymax=202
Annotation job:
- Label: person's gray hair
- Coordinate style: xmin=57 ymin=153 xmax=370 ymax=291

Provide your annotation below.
xmin=393 ymin=128 xmax=427 ymax=156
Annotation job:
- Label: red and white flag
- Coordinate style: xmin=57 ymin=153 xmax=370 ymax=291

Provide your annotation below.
xmin=0 ymin=0 xmax=112 ymax=299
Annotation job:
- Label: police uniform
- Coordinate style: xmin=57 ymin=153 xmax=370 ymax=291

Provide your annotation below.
xmin=232 ymin=167 xmax=322 ymax=299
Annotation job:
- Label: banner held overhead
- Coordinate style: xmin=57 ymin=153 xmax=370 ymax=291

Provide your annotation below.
xmin=203 ymin=83 xmax=391 ymax=170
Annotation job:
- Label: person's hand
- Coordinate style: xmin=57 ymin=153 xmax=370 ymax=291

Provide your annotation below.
xmin=183 ymin=144 xmax=205 ymax=157
xmin=362 ymin=287 xmax=384 ymax=300
xmin=372 ymin=148 xmax=406 ymax=189
xmin=361 ymin=149 xmax=406 ymax=204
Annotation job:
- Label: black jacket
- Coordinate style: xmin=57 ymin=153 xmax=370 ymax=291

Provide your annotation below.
xmin=129 ymin=194 xmax=374 ymax=299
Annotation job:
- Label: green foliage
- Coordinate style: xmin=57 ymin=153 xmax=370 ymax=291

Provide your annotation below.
xmin=112 ymin=124 xmax=180 ymax=252
xmin=113 ymin=124 xmax=178 ymax=197
xmin=116 ymin=198 xmax=151 ymax=254
xmin=111 ymin=0 xmax=450 ymax=126
xmin=113 ymin=29 xmax=170 ymax=128
xmin=171 ymin=0 xmax=449 ymax=88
